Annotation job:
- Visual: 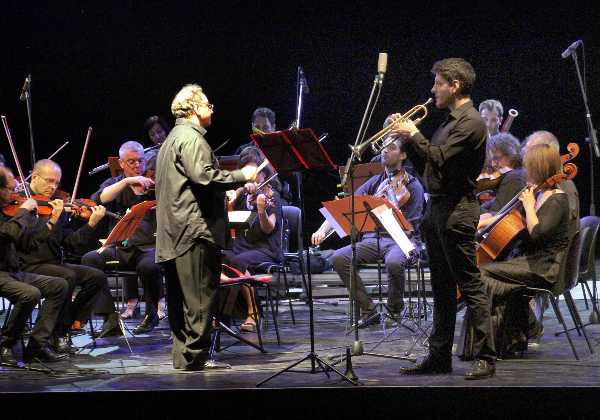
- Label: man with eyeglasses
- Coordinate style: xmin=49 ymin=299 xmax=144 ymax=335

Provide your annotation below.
xmin=0 ymin=165 xmax=69 ymax=365
xmin=155 ymin=84 xmax=258 ymax=371
xmin=82 ymin=140 xmax=164 ymax=336
xmin=14 ymin=159 xmax=114 ymax=356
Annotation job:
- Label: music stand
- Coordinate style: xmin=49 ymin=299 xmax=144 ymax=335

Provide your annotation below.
xmin=94 ymin=200 xmax=156 ymax=352
xmin=252 ymin=128 xmax=358 ymax=386
xmin=337 ymin=162 xmax=384 ymax=196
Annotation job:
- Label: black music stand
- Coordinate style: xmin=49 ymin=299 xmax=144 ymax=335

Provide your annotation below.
xmin=252 ymin=128 xmax=358 ymax=386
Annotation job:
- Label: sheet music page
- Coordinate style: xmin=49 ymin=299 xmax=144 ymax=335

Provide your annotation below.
xmin=228 ymin=211 xmax=253 ymax=223
xmin=370 ymin=204 xmax=415 ymax=257
xmin=319 ymin=207 xmax=347 ymax=238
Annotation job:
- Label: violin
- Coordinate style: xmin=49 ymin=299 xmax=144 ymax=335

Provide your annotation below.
xmin=376 ymin=171 xmax=411 ymax=208
xmin=246 ymin=181 xmax=276 ymax=210
xmin=1 ymin=191 xmax=121 ymax=221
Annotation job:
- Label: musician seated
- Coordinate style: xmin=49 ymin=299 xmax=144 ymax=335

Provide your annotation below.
xmin=312 ymin=138 xmax=424 ymax=327
xmin=478 ymin=143 xmax=575 ymax=355
xmin=478 ymin=133 xmax=526 ymax=230
xmin=222 ymin=147 xmax=283 ymax=332
xmin=234 ymin=107 xmax=277 ymax=155
xmin=81 ymin=141 xmax=165 ymax=335
xmin=143 ymin=115 xmax=171 ymax=173
xmin=479 ymin=99 xmax=504 ymax=137
xmin=15 ymin=159 xmax=117 ymax=351
xmin=0 ymin=166 xmax=69 ymax=364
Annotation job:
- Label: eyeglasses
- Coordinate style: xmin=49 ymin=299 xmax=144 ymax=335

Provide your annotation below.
xmin=40 ymin=176 xmax=60 ymax=187
xmin=200 ymin=102 xmax=214 ymax=111
xmin=125 ymin=158 xmax=145 ymax=167
xmin=491 ymin=154 xmax=505 ymax=161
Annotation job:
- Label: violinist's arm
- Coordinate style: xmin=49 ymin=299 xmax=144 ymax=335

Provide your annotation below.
xmin=311 ymin=220 xmax=332 ymax=246
xmin=99 ymin=177 xmax=154 ymax=203
xmin=256 ymin=195 xmax=276 ymax=235
xmin=477 ymin=212 xmax=495 ymax=230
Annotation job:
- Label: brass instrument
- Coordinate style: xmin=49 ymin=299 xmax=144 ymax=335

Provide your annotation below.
xmin=351 ymin=98 xmax=433 ymax=160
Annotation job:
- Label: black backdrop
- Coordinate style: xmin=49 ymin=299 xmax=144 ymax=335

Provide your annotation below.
xmin=1 ymin=1 xmax=599 ymax=244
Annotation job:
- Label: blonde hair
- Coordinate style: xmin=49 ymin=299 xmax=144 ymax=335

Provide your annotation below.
xmin=523 ymin=144 xmax=562 ymax=185
xmin=171 ymin=84 xmax=205 ymax=119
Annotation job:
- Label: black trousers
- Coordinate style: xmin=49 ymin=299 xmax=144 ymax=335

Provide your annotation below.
xmin=163 ymin=240 xmax=221 ymax=370
xmin=423 ymin=195 xmax=496 ymax=361
xmin=331 ymin=236 xmax=408 ymax=313
xmin=82 ymin=246 xmax=162 ymax=317
xmin=25 ymin=263 xmax=106 ymax=335
xmin=0 ymin=271 xmax=68 ymax=348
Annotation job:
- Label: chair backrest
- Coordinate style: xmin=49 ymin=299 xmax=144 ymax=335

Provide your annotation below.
xmin=579 ymin=216 xmax=600 ymax=278
xmin=559 ymin=228 xmax=587 ymax=293
xmin=282 ymin=205 xmax=303 ymax=254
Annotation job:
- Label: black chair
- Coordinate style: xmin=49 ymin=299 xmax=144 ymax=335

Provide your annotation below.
xmin=525 ymin=228 xmax=594 ymax=360
xmin=577 ymin=216 xmax=600 ymax=313
xmin=254 ymin=205 xmax=306 ymax=325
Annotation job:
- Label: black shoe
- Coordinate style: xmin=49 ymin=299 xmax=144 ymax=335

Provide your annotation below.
xmin=400 ymin=355 xmax=452 ymax=375
xmin=132 ymin=313 xmax=159 ymax=335
xmin=24 ymin=345 xmax=69 ymax=363
xmin=183 ymin=359 xmax=232 ymax=372
xmin=93 ymin=313 xmax=124 ymax=339
xmin=464 ymin=359 xmax=495 ymax=380
xmin=0 ymin=345 xmax=24 ymax=367
xmin=52 ymin=336 xmax=79 ymax=355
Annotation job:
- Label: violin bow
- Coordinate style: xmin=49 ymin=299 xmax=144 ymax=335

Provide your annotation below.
xmin=70 ymin=127 xmax=93 ymax=204
xmin=1 ymin=115 xmax=32 ymax=199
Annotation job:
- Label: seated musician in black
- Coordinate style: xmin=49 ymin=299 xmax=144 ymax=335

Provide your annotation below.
xmin=222 ymin=146 xmax=283 ymax=332
xmin=478 ymin=132 xmax=526 ymax=230
xmin=82 ymin=140 xmax=164 ymax=335
xmin=143 ymin=115 xmax=171 ymax=174
xmin=312 ymin=137 xmax=425 ymax=327
xmin=0 ymin=166 xmax=69 ymax=364
xmin=478 ymin=143 xmax=574 ymax=355
xmin=15 ymin=159 xmax=116 ymax=353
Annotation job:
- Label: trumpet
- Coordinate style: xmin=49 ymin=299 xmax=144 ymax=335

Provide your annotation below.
xmin=351 ymin=98 xmax=433 ymax=160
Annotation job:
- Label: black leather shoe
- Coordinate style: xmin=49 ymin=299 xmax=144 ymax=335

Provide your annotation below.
xmin=133 ymin=313 xmax=159 ymax=335
xmin=53 ymin=336 xmax=79 ymax=355
xmin=0 ymin=345 xmax=24 ymax=367
xmin=464 ymin=359 xmax=496 ymax=380
xmin=400 ymin=355 xmax=452 ymax=375
xmin=24 ymin=345 xmax=69 ymax=363
xmin=94 ymin=313 xmax=124 ymax=339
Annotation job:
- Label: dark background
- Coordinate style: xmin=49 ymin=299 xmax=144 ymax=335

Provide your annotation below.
xmin=1 ymin=1 xmax=599 ymax=243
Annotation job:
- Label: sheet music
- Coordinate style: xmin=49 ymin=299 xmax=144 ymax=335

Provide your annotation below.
xmin=319 ymin=207 xmax=347 ymax=238
xmin=228 ymin=211 xmax=254 ymax=224
xmin=370 ymin=204 xmax=415 ymax=257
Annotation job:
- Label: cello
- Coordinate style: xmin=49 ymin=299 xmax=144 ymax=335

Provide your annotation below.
xmin=476 ymin=143 xmax=579 ymax=266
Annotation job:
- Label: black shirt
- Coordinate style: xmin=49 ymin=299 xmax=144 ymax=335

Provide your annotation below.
xmin=0 ymin=209 xmax=46 ymax=272
xmin=155 ymin=119 xmax=247 ymax=262
xmin=92 ymin=174 xmax=156 ymax=249
xmin=405 ymin=100 xmax=487 ymax=197
xmin=481 ymin=168 xmax=527 ymax=213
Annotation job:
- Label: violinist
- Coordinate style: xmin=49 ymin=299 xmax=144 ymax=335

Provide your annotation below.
xmin=479 ymin=143 xmax=576 ymax=355
xmin=478 ymin=133 xmax=526 ymax=231
xmin=81 ymin=140 xmax=164 ymax=335
xmin=15 ymin=159 xmax=117 ymax=351
xmin=0 ymin=166 xmax=69 ymax=364
xmin=223 ymin=146 xmax=283 ymax=332
xmin=234 ymin=107 xmax=276 ymax=155
xmin=312 ymin=137 xmax=425 ymax=327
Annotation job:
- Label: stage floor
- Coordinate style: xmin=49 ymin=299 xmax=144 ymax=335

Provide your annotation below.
xmin=1 ymin=297 xmax=599 ymax=393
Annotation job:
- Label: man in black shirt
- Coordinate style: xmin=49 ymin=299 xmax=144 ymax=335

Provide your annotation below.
xmin=0 ymin=166 xmax=69 ymax=364
xmin=393 ymin=58 xmax=496 ymax=379
xmin=155 ymin=84 xmax=256 ymax=371
xmin=82 ymin=141 xmax=163 ymax=336
xmin=16 ymin=160 xmax=110 ymax=353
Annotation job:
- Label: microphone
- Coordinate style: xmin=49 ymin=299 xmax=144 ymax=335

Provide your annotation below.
xmin=377 ymin=52 xmax=388 ymax=80
xmin=19 ymin=75 xmax=31 ymax=102
xmin=299 ymin=67 xmax=309 ymax=94
xmin=561 ymin=40 xmax=583 ymax=59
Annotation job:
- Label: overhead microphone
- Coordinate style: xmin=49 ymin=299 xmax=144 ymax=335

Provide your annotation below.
xmin=377 ymin=52 xmax=388 ymax=80
xmin=19 ymin=75 xmax=31 ymax=102
xmin=561 ymin=40 xmax=583 ymax=59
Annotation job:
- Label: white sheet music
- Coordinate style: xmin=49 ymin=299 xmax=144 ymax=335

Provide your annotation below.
xmin=319 ymin=207 xmax=347 ymax=238
xmin=370 ymin=204 xmax=415 ymax=257
xmin=228 ymin=211 xmax=253 ymax=224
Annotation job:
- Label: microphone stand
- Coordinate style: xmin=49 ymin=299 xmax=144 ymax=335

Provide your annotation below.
xmin=568 ymin=49 xmax=600 ymax=322
xmin=337 ymin=70 xmax=384 ymax=379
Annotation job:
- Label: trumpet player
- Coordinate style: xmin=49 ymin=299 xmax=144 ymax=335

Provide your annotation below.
xmin=312 ymin=134 xmax=424 ymax=327
xmin=392 ymin=58 xmax=496 ymax=380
